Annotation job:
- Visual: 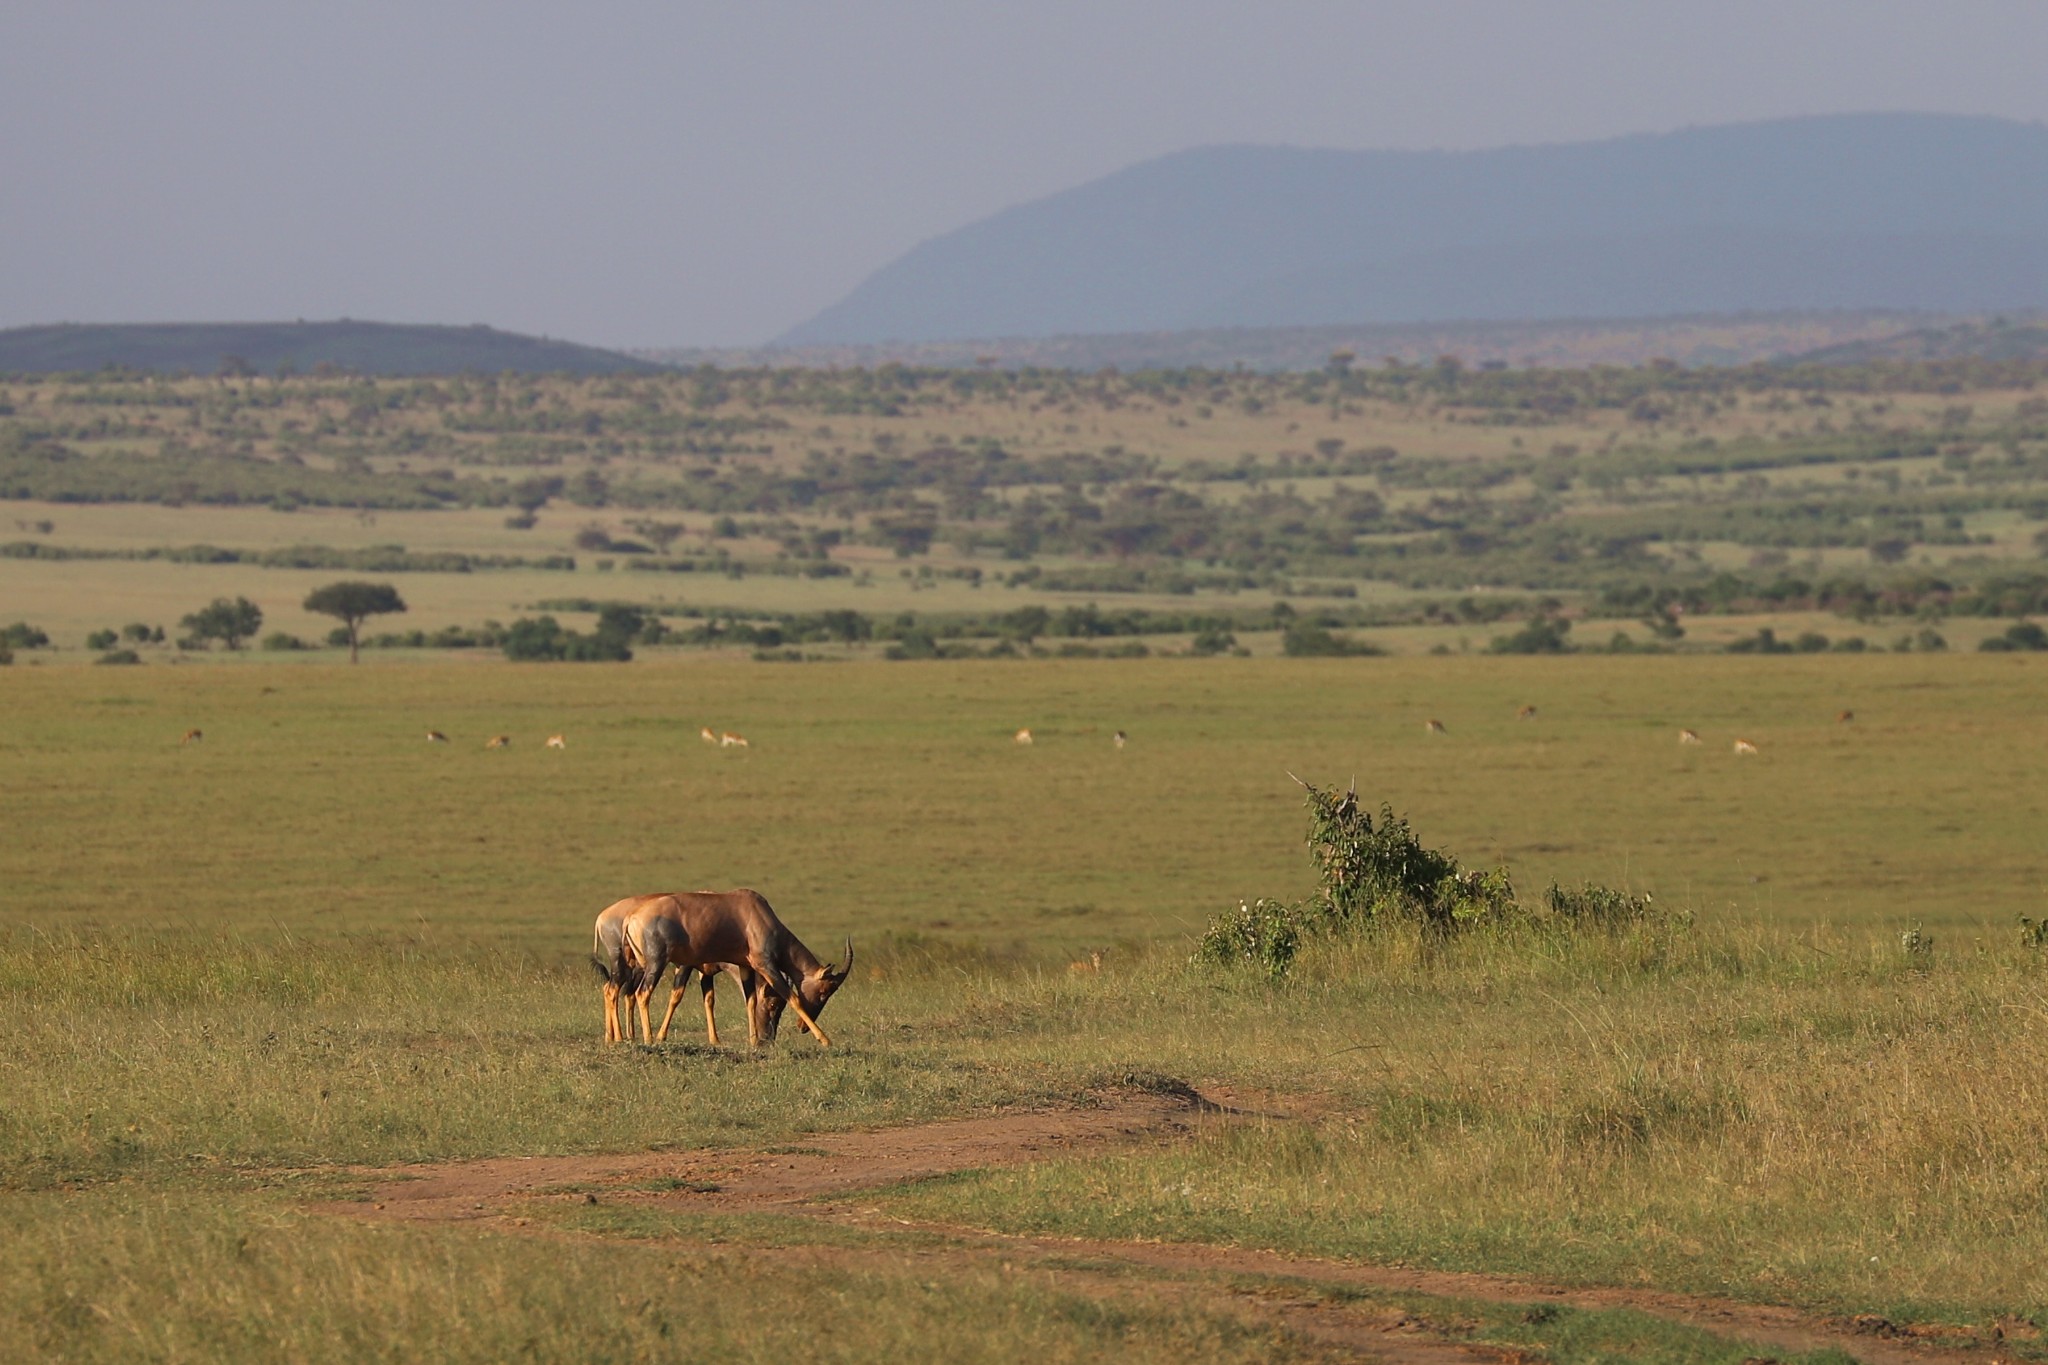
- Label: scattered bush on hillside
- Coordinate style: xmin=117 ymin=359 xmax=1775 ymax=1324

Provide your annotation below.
xmin=1196 ymin=775 xmax=1659 ymax=978
xmin=1979 ymin=620 xmax=2048 ymax=651
xmin=1281 ymin=623 xmax=1383 ymax=657
xmin=178 ymin=597 xmax=263 ymax=650
xmin=1489 ymin=616 xmax=1572 ymax=654
xmin=2 ymin=622 xmax=50 ymax=650
xmin=94 ymin=649 xmax=142 ymax=665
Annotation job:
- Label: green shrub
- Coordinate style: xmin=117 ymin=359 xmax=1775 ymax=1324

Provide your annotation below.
xmin=1 ymin=622 xmax=49 ymax=650
xmin=1198 ymin=777 xmax=1662 ymax=978
xmin=85 ymin=628 xmax=118 ymax=650
xmin=93 ymin=649 xmax=142 ymax=666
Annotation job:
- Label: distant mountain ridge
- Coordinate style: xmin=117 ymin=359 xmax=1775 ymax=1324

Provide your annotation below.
xmin=781 ymin=114 xmax=2048 ymax=345
xmin=0 ymin=321 xmax=657 ymax=376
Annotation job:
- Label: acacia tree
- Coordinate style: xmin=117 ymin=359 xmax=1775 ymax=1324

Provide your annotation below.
xmin=181 ymin=597 xmax=264 ymax=651
xmin=303 ymin=581 xmax=407 ymax=663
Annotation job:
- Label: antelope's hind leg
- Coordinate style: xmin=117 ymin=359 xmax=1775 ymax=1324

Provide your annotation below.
xmin=700 ymin=970 xmax=721 ymax=1047
xmin=655 ymin=966 xmax=695 ymax=1043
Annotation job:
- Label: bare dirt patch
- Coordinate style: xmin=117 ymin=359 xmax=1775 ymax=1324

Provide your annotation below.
xmin=307 ymin=1085 xmax=2015 ymax=1364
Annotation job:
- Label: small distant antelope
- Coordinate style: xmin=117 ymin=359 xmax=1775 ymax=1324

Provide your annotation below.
xmin=1113 ymin=730 xmax=1127 ymax=749
xmin=720 ymin=731 xmax=749 ymax=748
xmin=1516 ymin=705 xmax=1538 ymax=720
xmin=425 ymin=730 xmax=449 ymax=744
xmin=545 ymin=734 xmax=566 ymax=749
xmin=1424 ymin=719 xmax=1446 ymax=735
xmin=700 ymin=727 xmax=718 ymax=745
xmin=1733 ymin=738 xmax=1760 ymax=755
xmin=1014 ymin=728 xmax=1033 ymax=745
xmin=181 ymin=728 xmax=203 ymax=745
xmin=1837 ymin=709 xmax=1855 ymax=724
xmin=485 ymin=734 xmax=510 ymax=749
xmin=1679 ymin=729 xmax=1702 ymax=745
xmin=1068 ymin=950 xmax=1104 ymax=974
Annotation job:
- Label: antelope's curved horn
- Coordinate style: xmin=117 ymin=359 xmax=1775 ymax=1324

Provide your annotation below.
xmin=837 ymin=938 xmax=855 ymax=980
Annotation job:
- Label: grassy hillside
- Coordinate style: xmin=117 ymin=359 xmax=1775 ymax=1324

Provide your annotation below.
xmin=0 ymin=320 xmax=659 ymax=377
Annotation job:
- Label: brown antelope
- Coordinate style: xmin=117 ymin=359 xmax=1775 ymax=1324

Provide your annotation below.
xmin=545 ymin=733 xmax=566 ymax=749
xmin=1014 ymin=728 xmax=1033 ymax=745
xmin=1837 ymin=709 xmax=1855 ymax=724
xmin=1112 ymin=730 xmax=1127 ymax=749
xmin=719 ymin=731 xmax=749 ymax=748
xmin=591 ymin=901 xmax=771 ymax=1045
xmin=485 ymin=734 xmax=510 ymax=749
xmin=614 ymin=890 xmax=852 ymax=1048
xmin=181 ymin=728 xmax=203 ymax=745
xmin=425 ymin=730 xmax=449 ymax=743
xmin=1068 ymin=950 xmax=1104 ymax=974
xmin=1516 ymin=705 xmax=1538 ymax=720
xmin=700 ymin=726 xmax=718 ymax=745
xmin=1679 ymin=729 xmax=1702 ymax=745
xmin=1424 ymin=719 xmax=1446 ymax=735
xmin=1734 ymin=738 xmax=1760 ymax=755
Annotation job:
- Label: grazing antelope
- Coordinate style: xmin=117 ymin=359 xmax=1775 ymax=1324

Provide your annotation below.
xmin=1014 ymin=728 xmax=1033 ymax=745
xmin=1734 ymin=738 xmax=1760 ymax=755
xmin=1068 ymin=950 xmax=1104 ymax=974
xmin=719 ymin=731 xmax=748 ymax=748
xmin=700 ymin=727 xmax=718 ymax=745
xmin=591 ymin=901 xmax=768 ymax=1045
xmin=425 ymin=730 xmax=449 ymax=744
xmin=1679 ymin=729 xmax=1702 ymax=745
xmin=545 ymin=733 xmax=566 ymax=749
xmin=181 ymin=729 xmax=203 ymax=745
xmin=1424 ymin=719 xmax=1446 ymax=735
xmin=485 ymin=734 xmax=510 ymax=749
xmin=1837 ymin=709 xmax=1855 ymax=724
xmin=1516 ymin=705 xmax=1538 ymax=720
xmin=1113 ymin=730 xmax=1127 ymax=749
xmin=615 ymin=890 xmax=852 ymax=1048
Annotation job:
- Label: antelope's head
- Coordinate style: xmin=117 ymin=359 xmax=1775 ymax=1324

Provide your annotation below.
xmin=800 ymin=938 xmax=855 ymax=1017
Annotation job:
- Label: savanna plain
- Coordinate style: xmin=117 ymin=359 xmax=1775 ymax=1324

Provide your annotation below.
xmin=3 ymin=653 xmax=2046 ymax=1363
xmin=6 ymin=350 xmax=2048 ymax=1361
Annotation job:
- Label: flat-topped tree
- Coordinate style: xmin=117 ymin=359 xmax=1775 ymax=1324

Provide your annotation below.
xmin=303 ymin=581 xmax=407 ymax=663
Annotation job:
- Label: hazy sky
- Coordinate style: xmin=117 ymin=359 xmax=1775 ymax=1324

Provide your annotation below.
xmin=5 ymin=2 xmax=2048 ymax=348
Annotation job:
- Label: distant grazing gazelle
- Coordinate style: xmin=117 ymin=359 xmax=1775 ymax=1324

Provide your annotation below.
xmin=545 ymin=734 xmax=567 ymax=749
xmin=1424 ymin=719 xmax=1446 ymax=735
xmin=700 ymin=727 xmax=719 ymax=745
xmin=426 ymin=730 xmax=449 ymax=744
xmin=1733 ymin=738 xmax=1760 ymax=756
xmin=1837 ymin=709 xmax=1855 ymax=724
xmin=485 ymin=734 xmax=510 ymax=749
xmin=720 ymin=731 xmax=749 ymax=748
xmin=1014 ymin=728 xmax=1033 ymax=745
xmin=1516 ymin=705 xmax=1538 ymax=720
xmin=1113 ymin=730 xmax=1127 ymax=749
xmin=1679 ymin=729 xmax=1702 ymax=746
xmin=181 ymin=728 xmax=203 ymax=745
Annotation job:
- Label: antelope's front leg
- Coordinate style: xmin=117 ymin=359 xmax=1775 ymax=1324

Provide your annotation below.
xmin=788 ymin=998 xmax=831 ymax=1048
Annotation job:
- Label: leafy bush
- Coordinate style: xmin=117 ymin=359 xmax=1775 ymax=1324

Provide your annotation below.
xmin=94 ymin=649 xmax=142 ymax=665
xmin=1979 ymin=621 xmax=2048 ymax=652
xmin=1489 ymin=616 xmax=1572 ymax=654
xmin=501 ymin=615 xmax=632 ymax=662
xmin=85 ymin=628 xmax=118 ymax=650
xmin=1 ymin=622 xmax=50 ymax=649
xmin=1196 ymin=777 xmax=1662 ymax=978
xmin=1281 ymin=624 xmax=1382 ymax=657
xmin=260 ymin=632 xmax=311 ymax=651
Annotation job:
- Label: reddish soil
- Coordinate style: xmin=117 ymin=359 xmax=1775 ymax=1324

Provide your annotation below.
xmin=308 ymin=1085 xmax=2021 ymax=1365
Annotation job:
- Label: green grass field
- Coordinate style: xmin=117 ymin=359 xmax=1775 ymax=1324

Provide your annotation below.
xmin=4 ymin=654 xmax=2046 ymax=1361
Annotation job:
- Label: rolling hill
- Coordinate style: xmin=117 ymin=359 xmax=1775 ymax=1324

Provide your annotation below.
xmin=781 ymin=113 xmax=2048 ymax=345
xmin=0 ymin=320 xmax=658 ymax=376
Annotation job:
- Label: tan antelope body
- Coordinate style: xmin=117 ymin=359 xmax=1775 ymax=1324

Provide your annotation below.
xmin=611 ymin=891 xmax=850 ymax=1047
xmin=545 ymin=733 xmax=566 ymax=749
xmin=1014 ymin=728 xmax=1033 ymax=745
xmin=590 ymin=899 xmax=775 ymax=1045
xmin=1734 ymin=738 xmax=1760 ymax=755
xmin=700 ymin=727 xmax=719 ymax=745
xmin=425 ymin=730 xmax=449 ymax=744
xmin=1516 ymin=705 xmax=1538 ymax=721
xmin=719 ymin=731 xmax=749 ymax=748
xmin=181 ymin=728 xmax=203 ymax=745
xmin=485 ymin=734 xmax=510 ymax=749
xmin=1423 ymin=719 xmax=1446 ymax=735
xmin=1679 ymin=728 xmax=1702 ymax=745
